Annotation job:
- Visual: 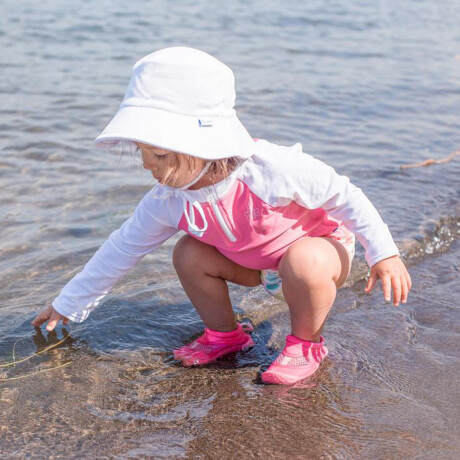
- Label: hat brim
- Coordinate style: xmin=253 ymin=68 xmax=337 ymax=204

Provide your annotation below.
xmin=94 ymin=106 xmax=255 ymax=160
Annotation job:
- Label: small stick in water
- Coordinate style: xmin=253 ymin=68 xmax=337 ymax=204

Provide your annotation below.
xmin=400 ymin=150 xmax=460 ymax=170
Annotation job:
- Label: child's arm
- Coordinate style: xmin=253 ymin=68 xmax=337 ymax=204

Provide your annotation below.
xmin=272 ymin=143 xmax=411 ymax=306
xmin=311 ymin=173 xmax=411 ymax=307
xmin=32 ymin=189 xmax=178 ymax=329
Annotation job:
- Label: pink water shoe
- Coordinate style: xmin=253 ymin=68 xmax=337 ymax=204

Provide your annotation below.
xmin=173 ymin=322 xmax=254 ymax=366
xmin=261 ymin=335 xmax=328 ymax=385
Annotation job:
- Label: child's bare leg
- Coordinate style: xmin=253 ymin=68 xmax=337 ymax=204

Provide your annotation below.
xmin=278 ymin=237 xmax=350 ymax=342
xmin=172 ymin=235 xmax=261 ymax=332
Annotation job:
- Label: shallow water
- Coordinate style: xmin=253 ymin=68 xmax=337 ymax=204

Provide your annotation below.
xmin=1 ymin=0 xmax=460 ymax=458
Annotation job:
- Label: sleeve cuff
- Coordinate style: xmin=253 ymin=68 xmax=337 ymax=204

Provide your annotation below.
xmin=366 ymin=248 xmax=400 ymax=267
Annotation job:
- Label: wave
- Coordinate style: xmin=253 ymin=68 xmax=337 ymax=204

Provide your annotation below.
xmin=401 ymin=215 xmax=460 ymax=262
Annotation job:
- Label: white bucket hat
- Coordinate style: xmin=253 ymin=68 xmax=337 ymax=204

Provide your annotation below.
xmin=94 ymin=47 xmax=255 ymax=160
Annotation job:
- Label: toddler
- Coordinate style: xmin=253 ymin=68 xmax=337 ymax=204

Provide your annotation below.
xmin=31 ymin=47 xmax=411 ymax=385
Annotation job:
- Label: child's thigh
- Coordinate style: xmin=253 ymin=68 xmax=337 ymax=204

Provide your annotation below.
xmin=278 ymin=237 xmax=350 ymax=288
xmin=172 ymin=235 xmax=261 ymax=287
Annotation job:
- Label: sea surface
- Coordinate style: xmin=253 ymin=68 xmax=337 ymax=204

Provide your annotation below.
xmin=1 ymin=0 xmax=460 ymax=458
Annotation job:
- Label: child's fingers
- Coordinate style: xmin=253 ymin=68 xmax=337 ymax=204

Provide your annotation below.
xmin=31 ymin=308 xmax=51 ymax=326
xmin=46 ymin=310 xmax=63 ymax=332
xmin=406 ymin=272 xmax=412 ymax=291
xmin=401 ymin=276 xmax=409 ymax=304
xmin=365 ymin=273 xmax=377 ymax=293
xmin=30 ymin=314 xmax=43 ymax=327
xmin=381 ymin=275 xmax=392 ymax=303
xmin=391 ymin=276 xmax=402 ymax=306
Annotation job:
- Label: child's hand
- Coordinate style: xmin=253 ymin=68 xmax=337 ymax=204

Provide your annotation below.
xmin=31 ymin=304 xmax=70 ymax=331
xmin=365 ymin=255 xmax=412 ymax=306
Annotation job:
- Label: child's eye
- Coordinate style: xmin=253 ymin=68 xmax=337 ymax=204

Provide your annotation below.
xmin=154 ymin=154 xmax=167 ymax=160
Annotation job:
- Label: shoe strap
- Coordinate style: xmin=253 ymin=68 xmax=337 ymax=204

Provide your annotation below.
xmin=286 ymin=334 xmax=324 ymax=347
xmin=206 ymin=322 xmax=253 ymax=337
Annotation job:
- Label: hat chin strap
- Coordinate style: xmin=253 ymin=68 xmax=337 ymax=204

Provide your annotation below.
xmin=179 ymin=161 xmax=212 ymax=191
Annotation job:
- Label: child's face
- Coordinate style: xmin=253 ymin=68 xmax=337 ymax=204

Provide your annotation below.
xmin=135 ymin=142 xmax=205 ymax=188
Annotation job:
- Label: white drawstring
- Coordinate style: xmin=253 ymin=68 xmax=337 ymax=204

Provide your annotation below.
xmin=179 ymin=162 xmax=211 ymax=236
xmin=151 ymin=162 xmax=212 ymax=237
xmin=182 ymin=196 xmax=208 ymax=236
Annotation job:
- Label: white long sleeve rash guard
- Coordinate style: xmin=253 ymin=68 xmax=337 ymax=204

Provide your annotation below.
xmin=52 ymin=139 xmax=399 ymax=322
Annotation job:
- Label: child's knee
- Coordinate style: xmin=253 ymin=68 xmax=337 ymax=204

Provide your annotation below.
xmin=279 ymin=239 xmax=335 ymax=284
xmin=172 ymin=235 xmax=210 ymax=273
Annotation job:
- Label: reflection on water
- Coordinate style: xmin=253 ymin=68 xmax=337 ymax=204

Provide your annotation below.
xmin=1 ymin=0 xmax=460 ymax=458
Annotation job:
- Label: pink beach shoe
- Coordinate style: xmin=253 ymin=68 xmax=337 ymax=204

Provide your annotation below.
xmin=173 ymin=323 xmax=254 ymax=366
xmin=261 ymin=335 xmax=328 ymax=385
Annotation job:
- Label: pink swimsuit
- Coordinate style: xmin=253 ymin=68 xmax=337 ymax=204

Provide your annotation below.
xmin=178 ymin=178 xmax=343 ymax=270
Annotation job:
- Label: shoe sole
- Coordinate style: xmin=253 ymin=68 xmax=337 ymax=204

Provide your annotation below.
xmin=175 ymin=338 xmax=254 ymax=367
xmin=261 ymin=360 xmax=326 ymax=385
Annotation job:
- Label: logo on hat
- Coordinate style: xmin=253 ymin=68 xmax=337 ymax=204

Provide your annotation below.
xmin=198 ymin=119 xmax=213 ymax=127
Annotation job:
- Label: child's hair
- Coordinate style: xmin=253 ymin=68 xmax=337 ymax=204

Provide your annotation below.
xmin=114 ymin=140 xmax=241 ymax=186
